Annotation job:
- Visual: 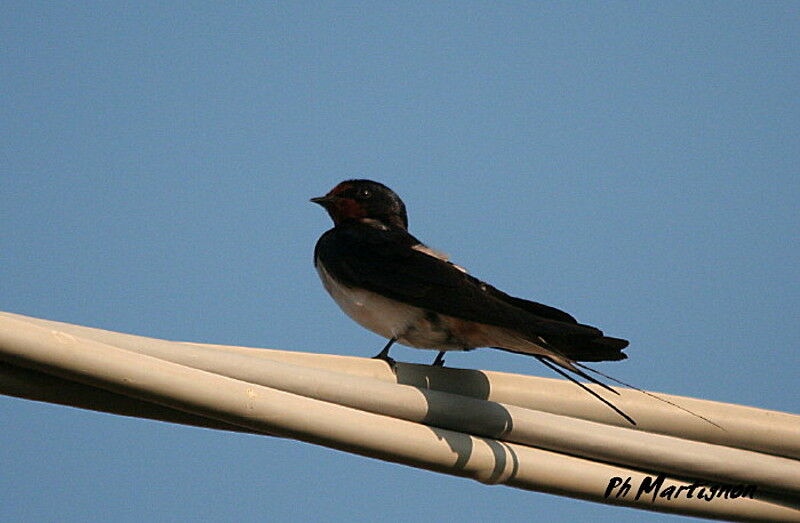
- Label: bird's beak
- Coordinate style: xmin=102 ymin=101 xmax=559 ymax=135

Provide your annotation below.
xmin=310 ymin=195 xmax=334 ymax=207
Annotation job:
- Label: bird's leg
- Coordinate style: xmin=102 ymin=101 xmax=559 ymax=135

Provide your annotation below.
xmin=372 ymin=337 xmax=397 ymax=367
xmin=432 ymin=351 xmax=446 ymax=367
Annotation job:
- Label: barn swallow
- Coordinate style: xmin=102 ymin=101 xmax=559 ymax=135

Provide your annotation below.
xmin=310 ymin=179 xmax=653 ymax=423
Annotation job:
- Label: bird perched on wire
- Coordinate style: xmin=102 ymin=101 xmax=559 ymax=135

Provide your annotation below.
xmin=311 ymin=179 xmax=634 ymax=422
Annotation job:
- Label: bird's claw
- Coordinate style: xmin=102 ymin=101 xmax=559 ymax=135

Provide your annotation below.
xmin=372 ymin=352 xmax=396 ymax=371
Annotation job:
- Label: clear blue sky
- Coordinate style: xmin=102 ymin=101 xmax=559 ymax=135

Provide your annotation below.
xmin=2 ymin=3 xmax=798 ymax=522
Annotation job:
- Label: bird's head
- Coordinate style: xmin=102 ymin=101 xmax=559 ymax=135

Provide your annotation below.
xmin=311 ymin=179 xmax=408 ymax=229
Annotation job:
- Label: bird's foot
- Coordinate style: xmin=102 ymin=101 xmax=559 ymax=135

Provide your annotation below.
xmin=372 ymin=337 xmax=397 ymax=370
xmin=432 ymin=351 xmax=446 ymax=367
xmin=372 ymin=352 xmax=396 ymax=370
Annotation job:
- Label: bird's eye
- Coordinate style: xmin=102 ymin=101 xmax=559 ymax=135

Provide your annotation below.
xmin=357 ymin=188 xmax=372 ymax=199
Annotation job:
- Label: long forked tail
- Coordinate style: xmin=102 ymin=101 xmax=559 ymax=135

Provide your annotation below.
xmin=493 ymin=345 xmax=638 ymax=425
xmin=533 ymin=355 xmax=724 ymax=430
xmin=573 ymin=361 xmax=725 ymax=430
xmin=493 ymin=340 xmax=722 ymax=428
xmin=535 ymin=355 xmax=637 ymax=425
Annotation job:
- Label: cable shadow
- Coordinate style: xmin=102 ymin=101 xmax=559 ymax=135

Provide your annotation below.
xmin=394 ymin=362 xmax=519 ymax=483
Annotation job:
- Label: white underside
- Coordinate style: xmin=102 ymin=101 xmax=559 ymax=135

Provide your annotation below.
xmin=315 ymin=257 xmax=556 ymax=359
xmin=316 ymin=261 xmax=459 ymax=350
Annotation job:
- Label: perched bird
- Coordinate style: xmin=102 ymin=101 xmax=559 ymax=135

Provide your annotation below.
xmin=310 ymin=180 xmax=724 ymax=428
xmin=310 ymin=180 xmax=642 ymax=421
